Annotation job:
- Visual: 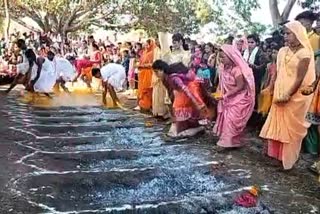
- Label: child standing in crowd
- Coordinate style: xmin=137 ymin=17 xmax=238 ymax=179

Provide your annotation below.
xmin=121 ymin=50 xmax=130 ymax=89
xmin=258 ymin=46 xmax=279 ymax=117
xmin=127 ymin=50 xmax=138 ymax=98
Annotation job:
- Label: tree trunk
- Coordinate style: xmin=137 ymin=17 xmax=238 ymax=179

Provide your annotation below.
xmin=3 ymin=0 xmax=10 ymax=41
xmin=59 ymin=31 xmax=67 ymax=56
xmin=269 ymin=0 xmax=297 ymax=26
xmin=281 ymin=0 xmax=297 ymax=21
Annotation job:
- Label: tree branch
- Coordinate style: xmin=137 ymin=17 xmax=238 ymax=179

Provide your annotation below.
xmin=10 ymin=17 xmax=40 ymax=32
xmin=269 ymin=0 xmax=282 ymax=26
xmin=281 ymin=0 xmax=297 ymax=20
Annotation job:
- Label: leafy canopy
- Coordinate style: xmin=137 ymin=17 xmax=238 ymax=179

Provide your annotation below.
xmin=0 ymin=0 xmax=270 ymax=36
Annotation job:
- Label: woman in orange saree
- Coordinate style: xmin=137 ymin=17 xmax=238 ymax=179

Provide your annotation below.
xmin=260 ymin=21 xmax=315 ymax=170
xmin=136 ymin=39 xmax=155 ymax=111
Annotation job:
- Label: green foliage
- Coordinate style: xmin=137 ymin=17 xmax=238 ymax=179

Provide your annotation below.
xmin=0 ymin=16 xmax=3 ymax=34
xmin=245 ymin=22 xmax=270 ymax=35
xmin=121 ymin=0 xmax=209 ymax=36
xmin=299 ymin=0 xmax=320 ymax=10
xmin=123 ymin=0 xmax=261 ymax=36
xmin=0 ymin=0 xmax=264 ymax=37
xmin=204 ymin=0 xmax=264 ymax=36
xmin=1 ymin=0 xmax=121 ymax=34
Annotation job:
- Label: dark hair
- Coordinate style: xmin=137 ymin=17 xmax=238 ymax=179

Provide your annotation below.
xmin=271 ymin=44 xmax=281 ymax=51
xmin=92 ymin=43 xmax=99 ymax=50
xmin=91 ymin=68 xmax=100 ymax=76
xmin=25 ymin=49 xmax=36 ymax=67
xmin=152 ymin=60 xmax=189 ymax=75
xmin=205 ymin=42 xmax=214 ymax=52
xmin=88 ymin=35 xmax=94 ymax=39
xmin=190 ymin=40 xmax=197 ymax=45
xmin=152 ymin=60 xmax=170 ymax=73
xmin=172 ymin=33 xmax=183 ymax=42
xmin=129 ymin=50 xmax=136 ymax=57
xmin=17 ymin=39 xmax=26 ymax=50
xmin=123 ymin=50 xmax=129 ymax=55
xmin=47 ymin=50 xmax=55 ymax=56
xmin=169 ymin=63 xmax=189 ymax=74
xmin=295 ymin=10 xmax=318 ymax=21
xmin=146 ymin=39 xmax=152 ymax=45
xmin=225 ymin=35 xmax=234 ymax=44
xmin=247 ymin=34 xmax=260 ymax=44
xmin=265 ymin=37 xmax=273 ymax=44
xmin=206 ymin=42 xmax=214 ymax=48
xmin=172 ymin=33 xmax=188 ymax=51
xmin=66 ymin=56 xmax=76 ymax=61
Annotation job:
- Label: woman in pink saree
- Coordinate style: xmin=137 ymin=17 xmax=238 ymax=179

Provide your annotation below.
xmin=213 ymin=45 xmax=255 ymax=148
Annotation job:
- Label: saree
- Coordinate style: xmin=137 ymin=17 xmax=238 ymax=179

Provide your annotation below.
xmin=260 ymin=21 xmax=316 ymax=170
xmin=213 ymin=45 xmax=255 ymax=148
xmin=167 ymin=72 xmax=215 ymax=125
xmin=75 ymin=59 xmax=94 ymax=82
xmin=138 ymin=40 xmax=155 ymax=110
xmin=152 ymin=46 xmax=169 ymax=118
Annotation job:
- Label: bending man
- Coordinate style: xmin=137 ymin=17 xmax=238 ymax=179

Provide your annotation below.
xmin=91 ymin=63 xmax=126 ymax=107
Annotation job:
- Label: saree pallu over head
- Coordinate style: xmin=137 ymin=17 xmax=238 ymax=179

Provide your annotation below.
xmin=233 ymin=36 xmax=248 ymax=53
xmin=274 ymin=21 xmax=315 ymax=102
xmin=213 ymin=45 xmax=255 ymax=147
xmin=220 ymin=44 xmax=255 ymax=100
xmin=260 ymin=21 xmax=315 ymax=169
xmin=140 ymin=39 xmax=156 ymax=65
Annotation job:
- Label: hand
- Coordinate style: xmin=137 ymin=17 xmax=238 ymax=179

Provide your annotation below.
xmin=274 ymin=94 xmax=290 ymax=104
xmin=213 ymin=92 xmax=223 ymax=101
xmin=199 ymin=106 xmax=209 ymax=118
xmin=215 ymin=96 xmax=223 ymax=101
xmin=301 ymin=82 xmax=317 ymax=95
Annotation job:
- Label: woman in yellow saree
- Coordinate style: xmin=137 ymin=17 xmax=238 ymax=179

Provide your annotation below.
xmin=260 ymin=21 xmax=316 ymax=170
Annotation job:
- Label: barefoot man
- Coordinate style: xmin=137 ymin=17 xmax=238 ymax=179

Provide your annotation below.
xmin=5 ymin=39 xmax=31 ymax=93
xmin=91 ymin=63 xmax=126 ymax=107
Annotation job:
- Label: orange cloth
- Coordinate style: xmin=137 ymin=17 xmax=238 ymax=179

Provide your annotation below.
xmin=172 ymin=79 xmax=206 ymax=122
xmin=173 ymin=81 xmax=201 ymax=110
xmin=82 ymin=67 xmax=92 ymax=81
xmin=138 ymin=40 xmax=156 ymax=110
xmin=258 ymin=89 xmax=273 ymax=117
xmin=260 ymin=21 xmax=316 ymax=170
xmin=138 ymin=69 xmax=153 ymax=109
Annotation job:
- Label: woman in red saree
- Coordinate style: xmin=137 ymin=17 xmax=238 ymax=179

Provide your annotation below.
xmin=78 ymin=43 xmax=101 ymax=88
xmin=136 ymin=39 xmax=155 ymax=111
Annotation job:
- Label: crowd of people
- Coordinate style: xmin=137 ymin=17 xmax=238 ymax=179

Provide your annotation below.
xmin=1 ymin=10 xmax=320 ymax=176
